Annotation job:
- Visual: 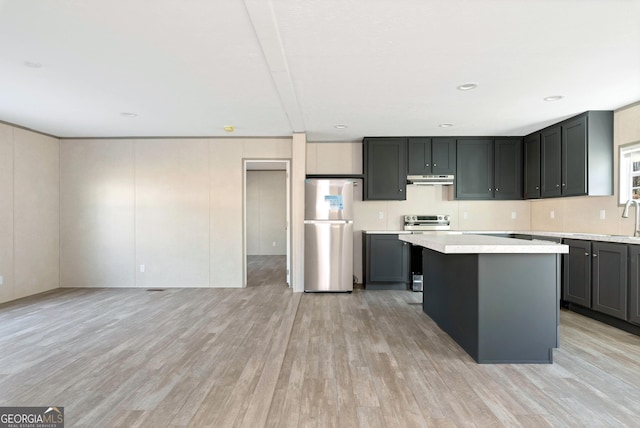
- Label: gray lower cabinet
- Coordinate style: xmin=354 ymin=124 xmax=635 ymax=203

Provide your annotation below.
xmin=363 ymin=234 xmax=410 ymax=290
xmin=591 ymin=242 xmax=627 ymax=320
xmin=628 ymin=246 xmax=640 ymax=324
xmin=563 ymin=239 xmax=592 ymax=307
xmin=563 ymin=239 xmax=628 ymax=321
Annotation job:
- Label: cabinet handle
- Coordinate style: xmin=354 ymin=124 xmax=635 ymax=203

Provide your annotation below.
xmin=496 ymin=188 xmax=500 ymax=192
xmin=562 ymin=183 xmax=566 ymax=187
xmin=536 ymin=186 xmax=540 ymax=190
xmin=593 ymin=254 xmax=598 ymax=257
xmin=399 ymin=189 xmax=403 ymax=192
xmin=425 ymin=163 xmax=430 ymax=167
xmin=488 ymin=188 xmax=492 ymax=191
xmin=433 ymin=163 xmax=437 ymax=167
xmin=556 ymin=184 xmax=560 ymax=188
xmin=585 ymin=252 xmax=589 ymax=256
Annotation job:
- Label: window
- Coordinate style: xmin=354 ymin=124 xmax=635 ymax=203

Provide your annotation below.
xmin=619 ymin=142 xmax=640 ymax=204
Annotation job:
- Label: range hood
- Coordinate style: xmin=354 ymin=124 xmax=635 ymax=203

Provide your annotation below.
xmin=407 ymin=174 xmax=455 ymax=185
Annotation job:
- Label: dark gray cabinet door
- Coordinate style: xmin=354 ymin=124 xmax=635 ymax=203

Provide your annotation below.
xmin=367 ymin=234 xmax=410 ymax=283
xmin=629 ymin=245 xmax=640 ymax=325
xmin=431 ymin=138 xmax=456 ymax=175
xmin=494 ymin=138 xmax=523 ymax=200
xmin=563 ymin=239 xmax=591 ymax=307
xmin=408 ymin=138 xmax=455 ymax=175
xmin=562 ymin=115 xmax=588 ymax=196
xmin=455 ymin=139 xmax=493 ymax=199
xmin=591 ymin=242 xmax=627 ymax=320
xmin=407 ymin=138 xmax=431 ymax=175
xmin=541 ymin=125 xmax=562 ymax=197
xmin=524 ymin=133 xmax=541 ymax=199
xmin=364 ymin=138 xmax=407 ymax=200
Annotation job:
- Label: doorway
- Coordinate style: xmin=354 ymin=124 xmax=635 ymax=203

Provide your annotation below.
xmin=243 ymin=160 xmax=291 ymax=287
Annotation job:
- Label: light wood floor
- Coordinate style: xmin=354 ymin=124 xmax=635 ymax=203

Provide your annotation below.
xmin=1 ymin=256 xmax=640 ymax=427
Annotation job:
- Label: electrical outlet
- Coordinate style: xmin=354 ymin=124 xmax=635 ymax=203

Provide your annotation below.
xmin=600 ymin=209 xmax=606 ymax=220
xmin=550 ymin=210 xmax=555 ymax=219
xmin=511 ymin=211 xmax=517 ymax=220
xmin=140 ymin=264 xmax=145 ymax=273
xmin=272 ymin=241 xmax=276 ymax=247
xmin=463 ymin=211 xmax=468 ymax=220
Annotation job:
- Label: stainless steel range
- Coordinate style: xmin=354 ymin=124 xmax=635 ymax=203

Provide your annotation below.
xmin=403 ymin=214 xmax=451 ymax=291
xmin=403 ymin=214 xmax=451 ymax=232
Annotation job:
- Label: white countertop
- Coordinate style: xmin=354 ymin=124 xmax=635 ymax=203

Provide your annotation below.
xmin=399 ymin=232 xmax=569 ymax=254
xmin=363 ymin=229 xmax=640 ymax=245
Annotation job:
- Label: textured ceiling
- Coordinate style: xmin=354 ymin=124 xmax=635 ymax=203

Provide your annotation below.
xmin=0 ymin=0 xmax=639 ymax=141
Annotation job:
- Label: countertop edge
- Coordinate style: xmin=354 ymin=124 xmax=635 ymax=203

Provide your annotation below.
xmin=399 ymin=234 xmax=569 ymax=254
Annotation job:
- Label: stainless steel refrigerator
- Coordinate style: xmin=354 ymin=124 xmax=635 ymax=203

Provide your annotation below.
xmin=304 ymin=179 xmax=354 ymax=292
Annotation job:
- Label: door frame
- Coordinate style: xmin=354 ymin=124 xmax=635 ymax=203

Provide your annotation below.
xmin=243 ymin=159 xmax=291 ymax=287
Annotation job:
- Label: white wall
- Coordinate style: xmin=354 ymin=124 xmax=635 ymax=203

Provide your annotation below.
xmin=59 ymin=137 xmax=292 ymax=289
xmin=0 ymin=124 xmax=59 ymax=304
xmin=60 ymin=139 xmax=135 ymax=288
xmin=246 ymin=170 xmax=286 ymax=255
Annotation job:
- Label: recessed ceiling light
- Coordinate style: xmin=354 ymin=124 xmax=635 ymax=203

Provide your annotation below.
xmin=334 ymin=124 xmax=348 ymax=129
xmin=120 ymin=112 xmax=138 ymax=117
xmin=544 ymin=95 xmax=564 ymax=102
xmin=223 ymin=125 xmax=235 ymax=132
xmin=439 ymin=123 xmax=454 ymax=128
xmin=457 ymin=83 xmax=478 ymax=91
xmin=24 ymin=61 xmax=42 ymax=68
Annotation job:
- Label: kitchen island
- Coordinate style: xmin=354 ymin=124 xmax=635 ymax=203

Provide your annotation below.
xmin=400 ymin=233 xmax=568 ymax=364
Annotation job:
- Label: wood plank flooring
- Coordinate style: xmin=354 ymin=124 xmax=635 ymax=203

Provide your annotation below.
xmin=1 ymin=256 xmax=639 ymax=427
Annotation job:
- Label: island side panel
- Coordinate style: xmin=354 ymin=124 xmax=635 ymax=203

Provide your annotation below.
xmin=477 ymin=253 xmax=558 ymax=363
xmin=423 ymin=249 xmax=480 ymax=361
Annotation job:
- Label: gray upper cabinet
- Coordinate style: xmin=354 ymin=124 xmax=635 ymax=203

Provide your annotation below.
xmin=363 ymin=137 xmax=407 ymax=200
xmin=456 ymin=138 xmax=522 ymax=200
xmin=541 ymin=125 xmax=562 ymax=198
xmin=562 ymin=115 xmax=588 ymax=196
xmin=541 ymin=111 xmax=613 ymax=198
xmin=408 ymin=137 xmax=456 ymax=175
xmin=523 ymin=133 xmax=541 ymax=199
xmin=455 ymin=138 xmax=493 ymax=199
xmin=494 ymin=138 xmax=523 ymax=200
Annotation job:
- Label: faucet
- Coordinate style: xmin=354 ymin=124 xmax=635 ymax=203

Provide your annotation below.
xmin=622 ymin=199 xmax=640 ymax=237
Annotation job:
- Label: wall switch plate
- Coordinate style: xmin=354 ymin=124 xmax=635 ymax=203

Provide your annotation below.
xmin=511 ymin=211 xmax=517 ymax=220
xmin=0 ymin=275 xmax=3 ymax=285
xmin=140 ymin=264 xmax=145 ymax=273
xmin=272 ymin=241 xmax=276 ymax=247
xmin=600 ymin=209 xmax=606 ymax=220
xmin=378 ymin=211 xmax=384 ymax=220
xmin=463 ymin=211 xmax=468 ymax=220
xmin=550 ymin=210 xmax=555 ymax=219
